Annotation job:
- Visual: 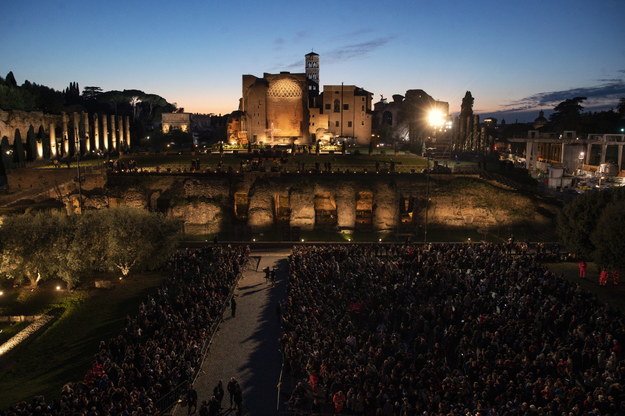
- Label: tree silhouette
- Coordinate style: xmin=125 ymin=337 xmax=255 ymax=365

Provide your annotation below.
xmin=5 ymin=71 xmax=17 ymax=87
xmin=549 ymin=97 xmax=586 ymax=131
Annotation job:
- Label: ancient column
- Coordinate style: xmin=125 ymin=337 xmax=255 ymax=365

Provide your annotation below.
xmin=49 ymin=122 xmax=57 ymax=158
xmin=93 ymin=113 xmax=100 ymax=151
xmin=102 ymin=114 xmax=109 ymax=151
xmin=82 ymin=111 xmax=91 ymax=153
xmin=125 ymin=115 xmax=131 ymax=149
xmin=117 ymin=115 xmax=124 ymax=151
xmin=72 ymin=112 xmax=81 ymax=156
xmin=601 ymin=144 xmax=607 ymax=164
xmin=62 ymin=112 xmax=70 ymax=156
xmin=110 ymin=115 xmax=117 ymax=150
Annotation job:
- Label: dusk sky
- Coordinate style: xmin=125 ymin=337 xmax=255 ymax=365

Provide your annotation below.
xmin=2 ymin=0 xmax=624 ymax=122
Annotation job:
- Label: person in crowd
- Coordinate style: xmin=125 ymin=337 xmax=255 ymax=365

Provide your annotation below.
xmin=281 ymin=243 xmax=625 ymax=415
xmin=227 ymin=377 xmax=240 ymax=409
xmin=2 ymin=245 xmax=249 ymax=416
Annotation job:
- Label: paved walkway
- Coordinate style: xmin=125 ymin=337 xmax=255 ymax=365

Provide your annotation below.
xmin=173 ymin=248 xmax=290 ymax=416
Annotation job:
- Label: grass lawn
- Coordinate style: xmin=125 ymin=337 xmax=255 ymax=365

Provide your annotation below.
xmin=0 ymin=322 xmax=30 ymax=345
xmin=545 ymin=262 xmax=625 ymax=314
xmin=0 ymin=272 xmax=165 ymax=409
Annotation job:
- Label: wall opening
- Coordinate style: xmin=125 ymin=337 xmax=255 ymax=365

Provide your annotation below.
xmin=400 ymin=195 xmax=417 ymax=224
xmin=314 ymin=192 xmax=337 ymax=228
xmin=355 ymin=191 xmax=373 ymax=227
xmin=234 ymin=192 xmax=249 ymax=220
xmin=274 ymin=194 xmax=290 ymax=223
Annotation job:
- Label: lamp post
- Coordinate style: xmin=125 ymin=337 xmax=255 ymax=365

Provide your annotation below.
xmin=424 ymin=154 xmax=430 ymax=243
xmin=578 ymin=151 xmax=585 ymax=175
xmin=74 ymin=127 xmax=83 ymax=213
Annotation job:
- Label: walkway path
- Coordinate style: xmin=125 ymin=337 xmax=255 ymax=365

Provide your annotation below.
xmin=173 ymin=248 xmax=290 ymax=416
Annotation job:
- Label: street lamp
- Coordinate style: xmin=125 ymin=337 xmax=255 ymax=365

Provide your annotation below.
xmin=578 ymin=151 xmax=585 ymax=174
xmin=424 ymin=154 xmax=431 ymax=243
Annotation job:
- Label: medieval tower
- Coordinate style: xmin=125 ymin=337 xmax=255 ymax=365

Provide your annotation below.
xmin=305 ymin=51 xmax=320 ymax=107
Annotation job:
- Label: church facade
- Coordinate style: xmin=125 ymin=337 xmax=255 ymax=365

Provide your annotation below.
xmin=228 ymin=52 xmax=373 ymax=146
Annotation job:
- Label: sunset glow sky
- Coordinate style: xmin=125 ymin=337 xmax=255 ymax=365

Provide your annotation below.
xmin=2 ymin=0 xmax=624 ymax=121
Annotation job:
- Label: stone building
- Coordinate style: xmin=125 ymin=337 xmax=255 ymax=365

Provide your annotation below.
xmin=229 ymin=52 xmax=373 ymax=146
xmin=161 ymin=113 xmax=191 ymax=133
xmin=0 ymin=109 xmax=130 ymax=167
xmin=372 ymin=90 xmax=450 ymax=146
xmin=317 ymin=85 xmax=373 ymax=145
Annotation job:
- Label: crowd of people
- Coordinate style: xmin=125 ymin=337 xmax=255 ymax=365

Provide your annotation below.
xmin=3 ymin=245 xmax=248 ymax=416
xmin=282 ymin=243 xmax=625 ymax=415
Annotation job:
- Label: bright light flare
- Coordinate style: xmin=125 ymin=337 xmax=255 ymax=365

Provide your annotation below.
xmin=427 ymin=109 xmax=445 ymax=128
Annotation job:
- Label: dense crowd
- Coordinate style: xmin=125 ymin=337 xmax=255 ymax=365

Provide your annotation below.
xmin=282 ymin=244 xmax=625 ymax=415
xmin=3 ymin=245 xmax=248 ymax=416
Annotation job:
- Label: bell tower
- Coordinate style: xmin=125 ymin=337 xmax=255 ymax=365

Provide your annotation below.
xmin=305 ymin=52 xmax=319 ymax=107
xmin=305 ymin=51 xmax=319 ymax=84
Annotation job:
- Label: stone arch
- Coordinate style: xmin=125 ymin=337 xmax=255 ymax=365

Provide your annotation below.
xmin=356 ymin=191 xmax=373 ymax=227
xmin=314 ymin=192 xmax=337 ymax=228
xmin=26 ymin=125 xmax=36 ymax=162
xmin=67 ymin=118 xmax=77 ymax=157
xmin=38 ymin=125 xmax=50 ymax=159
xmin=12 ymin=129 xmax=25 ymax=167
xmin=1 ymin=136 xmax=11 ymax=169
xmin=54 ymin=125 xmax=64 ymax=157
xmin=274 ymin=193 xmax=290 ymax=224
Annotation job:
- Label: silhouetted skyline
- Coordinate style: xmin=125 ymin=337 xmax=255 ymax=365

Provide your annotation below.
xmin=1 ymin=0 xmax=624 ymax=121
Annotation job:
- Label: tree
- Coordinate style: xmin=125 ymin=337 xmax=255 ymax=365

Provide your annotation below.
xmin=549 ymin=97 xmax=586 ymax=131
xmin=12 ymin=129 xmax=25 ymax=167
xmin=557 ymin=187 xmax=625 ymax=258
xmin=5 ymin=71 xmax=17 ymax=88
xmin=130 ymin=96 xmax=142 ymax=120
xmin=0 ymin=212 xmax=71 ymax=286
xmin=591 ymin=200 xmax=625 ymax=272
xmin=82 ymin=86 xmax=102 ymax=100
xmin=98 ymin=208 xmax=181 ymax=277
xmin=617 ymin=98 xmax=625 ymax=116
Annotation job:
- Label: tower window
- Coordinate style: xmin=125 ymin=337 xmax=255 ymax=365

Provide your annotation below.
xmin=335 ymin=121 xmax=339 ymax=127
xmin=343 ymin=104 xmax=349 ymax=110
xmin=333 ymin=99 xmax=340 ymax=113
xmin=325 ymin=104 xmax=331 ymax=110
xmin=348 ymin=121 xmax=352 ymax=127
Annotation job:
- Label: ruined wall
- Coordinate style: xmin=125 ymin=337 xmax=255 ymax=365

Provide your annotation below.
xmin=0 ymin=109 xmax=128 ymax=160
xmin=91 ymin=173 xmax=556 ymax=235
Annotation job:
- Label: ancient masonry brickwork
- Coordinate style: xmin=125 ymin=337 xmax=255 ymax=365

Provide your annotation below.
xmin=0 ymin=109 xmax=131 ymax=160
xmin=98 ymin=173 xmax=554 ymax=235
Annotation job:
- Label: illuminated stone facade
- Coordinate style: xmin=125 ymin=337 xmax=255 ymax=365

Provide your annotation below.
xmin=0 ymin=109 xmax=129 ymax=166
xmin=161 ymin=112 xmax=190 ymax=133
xmin=238 ymin=72 xmax=310 ymax=145
xmin=230 ymin=53 xmax=373 ymax=146
xmin=320 ymin=85 xmax=373 ymax=145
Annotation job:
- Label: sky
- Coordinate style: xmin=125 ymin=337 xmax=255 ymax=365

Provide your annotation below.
xmin=1 ymin=0 xmax=624 ymax=122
